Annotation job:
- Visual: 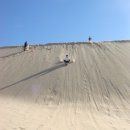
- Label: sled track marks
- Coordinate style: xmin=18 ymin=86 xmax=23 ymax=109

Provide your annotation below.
xmin=0 ymin=42 xmax=130 ymax=130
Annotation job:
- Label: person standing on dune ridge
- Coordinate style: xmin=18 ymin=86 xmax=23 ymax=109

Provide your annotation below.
xmin=88 ymin=36 xmax=92 ymax=42
xmin=24 ymin=41 xmax=29 ymax=51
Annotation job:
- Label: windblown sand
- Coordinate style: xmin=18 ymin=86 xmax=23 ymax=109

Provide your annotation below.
xmin=0 ymin=41 xmax=130 ymax=130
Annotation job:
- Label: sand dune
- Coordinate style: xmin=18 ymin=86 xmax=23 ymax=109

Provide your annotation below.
xmin=0 ymin=41 xmax=130 ymax=130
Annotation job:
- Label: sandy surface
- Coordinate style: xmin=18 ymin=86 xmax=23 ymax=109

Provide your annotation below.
xmin=0 ymin=41 xmax=130 ymax=130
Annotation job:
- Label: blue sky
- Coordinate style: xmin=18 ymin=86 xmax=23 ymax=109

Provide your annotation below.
xmin=0 ymin=0 xmax=130 ymax=46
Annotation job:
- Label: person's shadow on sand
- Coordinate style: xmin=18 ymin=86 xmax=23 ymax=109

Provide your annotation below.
xmin=0 ymin=63 xmax=66 ymax=91
xmin=0 ymin=51 xmax=24 ymax=58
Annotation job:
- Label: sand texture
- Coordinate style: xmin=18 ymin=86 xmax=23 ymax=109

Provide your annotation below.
xmin=0 ymin=41 xmax=130 ymax=130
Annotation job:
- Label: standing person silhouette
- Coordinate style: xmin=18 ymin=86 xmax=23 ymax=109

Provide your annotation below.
xmin=24 ymin=41 xmax=27 ymax=51
xmin=24 ymin=41 xmax=29 ymax=51
xmin=88 ymin=36 xmax=92 ymax=42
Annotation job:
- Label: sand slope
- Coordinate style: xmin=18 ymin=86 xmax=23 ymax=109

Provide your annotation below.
xmin=0 ymin=41 xmax=130 ymax=130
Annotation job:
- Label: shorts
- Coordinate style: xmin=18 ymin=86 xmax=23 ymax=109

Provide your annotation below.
xmin=64 ymin=60 xmax=70 ymax=63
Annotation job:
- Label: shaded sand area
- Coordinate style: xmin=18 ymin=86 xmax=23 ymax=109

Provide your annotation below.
xmin=0 ymin=41 xmax=130 ymax=130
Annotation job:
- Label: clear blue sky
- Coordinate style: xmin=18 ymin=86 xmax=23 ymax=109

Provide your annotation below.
xmin=0 ymin=0 xmax=130 ymax=46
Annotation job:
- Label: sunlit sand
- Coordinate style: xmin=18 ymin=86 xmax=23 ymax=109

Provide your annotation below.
xmin=0 ymin=41 xmax=130 ymax=130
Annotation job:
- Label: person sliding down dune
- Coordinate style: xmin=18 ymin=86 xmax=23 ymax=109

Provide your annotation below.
xmin=64 ymin=55 xmax=70 ymax=65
